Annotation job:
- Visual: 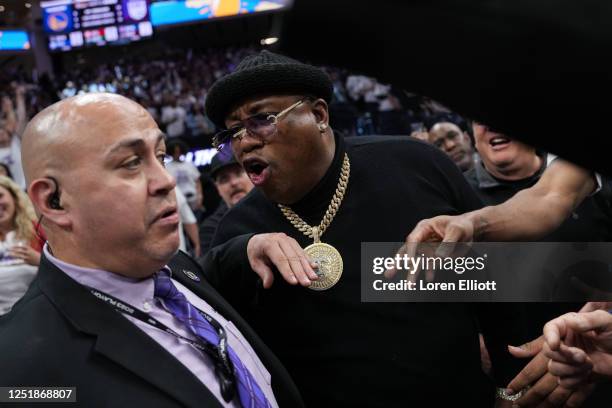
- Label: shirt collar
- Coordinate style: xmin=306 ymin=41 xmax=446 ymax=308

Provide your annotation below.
xmin=43 ymin=243 xmax=171 ymax=308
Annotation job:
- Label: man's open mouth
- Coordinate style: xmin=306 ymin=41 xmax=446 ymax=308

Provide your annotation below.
xmin=489 ymin=136 xmax=511 ymax=149
xmin=242 ymin=158 xmax=270 ymax=186
xmin=154 ymin=206 xmax=179 ymax=226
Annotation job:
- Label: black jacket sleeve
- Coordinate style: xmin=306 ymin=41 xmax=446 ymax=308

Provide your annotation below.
xmin=198 ymin=202 xmax=228 ymax=257
xmin=199 ymin=233 xmax=260 ymax=310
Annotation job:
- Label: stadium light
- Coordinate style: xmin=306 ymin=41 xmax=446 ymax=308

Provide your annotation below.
xmin=260 ymin=37 xmax=279 ymax=46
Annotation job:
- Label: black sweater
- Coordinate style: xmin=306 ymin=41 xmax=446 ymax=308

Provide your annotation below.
xmin=208 ymin=135 xmax=530 ymax=407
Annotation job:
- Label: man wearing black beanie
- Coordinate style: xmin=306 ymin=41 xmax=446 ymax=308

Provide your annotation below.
xmin=204 ymin=51 xmax=538 ymax=407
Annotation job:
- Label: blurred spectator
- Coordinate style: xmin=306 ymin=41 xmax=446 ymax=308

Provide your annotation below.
xmin=345 ymin=75 xmax=376 ymax=102
xmin=428 ymin=117 xmax=475 ymax=171
xmin=0 ymin=176 xmax=44 ymax=315
xmin=199 ymin=150 xmax=253 ymax=257
xmin=60 ymin=81 xmax=78 ymax=99
xmin=0 ymin=86 xmax=27 ymax=189
xmin=3 ymin=45 xmax=466 ymax=146
xmin=185 ymin=104 xmax=215 ymax=138
xmin=165 ymin=139 xmax=202 ymax=208
xmin=325 ymin=69 xmax=358 ymax=136
xmin=175 ymin=189 xmax=201 ymax=258
xmin=161 ymin=95 xmax=187 ymax=138
xmin=377 ymin=87 xmax=410 ymax=135
xmin=346 ymin=75 xmax=380 ymax=134
xmin=329 ymin=70 xmax=349 ymax=103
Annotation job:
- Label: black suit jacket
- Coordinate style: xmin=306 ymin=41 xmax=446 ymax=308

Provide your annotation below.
xmin=0 ymin=237 xmax=303 ymax=408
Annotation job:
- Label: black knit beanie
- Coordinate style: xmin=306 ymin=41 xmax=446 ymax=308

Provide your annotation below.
xmin=205 ymin=50 xmax=333 ymax=128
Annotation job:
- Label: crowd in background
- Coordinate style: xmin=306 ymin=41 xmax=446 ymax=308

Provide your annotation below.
xmin=1 ymin=46 xmax=461 ymax=142
xmin=0 ymin=45 xmax=473 ymax=255
xmin=2 ymin=43 xmax=612 ymax=408
xmin=0 ymin=44 xmax=561 ymax=314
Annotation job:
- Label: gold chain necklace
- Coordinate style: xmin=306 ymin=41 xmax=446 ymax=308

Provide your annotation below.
xmin=277 ymin=153 xmax=350 ymax=290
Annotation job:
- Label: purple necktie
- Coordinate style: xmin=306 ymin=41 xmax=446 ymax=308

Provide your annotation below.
xmin=154 ymin=272 xmax=272 ymax=408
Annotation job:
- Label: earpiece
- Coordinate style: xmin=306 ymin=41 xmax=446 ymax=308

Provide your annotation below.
xmin=49 ymin=193 xmax=61 ymax=210
xmin=33 ymin=177 xmax=62 ymax=246
xmin=47 ymin=177 xmax=63 ymax=210
xmin=318 ymin=123 xmax=328 ymax=132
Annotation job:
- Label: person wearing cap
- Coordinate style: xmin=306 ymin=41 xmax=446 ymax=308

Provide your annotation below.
xmin=202 ymin=50 xmax=536 ymax=407
xmin=199 ymin=150 xmax=253 ymax=257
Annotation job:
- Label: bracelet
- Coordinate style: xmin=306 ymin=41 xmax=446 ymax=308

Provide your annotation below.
xmin=496 ymin=386 xmax=530 ymax=402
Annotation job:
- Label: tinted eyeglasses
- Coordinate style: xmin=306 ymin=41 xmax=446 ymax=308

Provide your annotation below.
xmin=212 ymin=99 xmax=305 ymax=151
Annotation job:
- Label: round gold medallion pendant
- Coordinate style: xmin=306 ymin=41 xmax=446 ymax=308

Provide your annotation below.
xmin=304 ymin=242 xmax=343 ymax=291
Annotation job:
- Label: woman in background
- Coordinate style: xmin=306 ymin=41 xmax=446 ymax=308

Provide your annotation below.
xmin=0 ymin=176 xmax=44 ymax=315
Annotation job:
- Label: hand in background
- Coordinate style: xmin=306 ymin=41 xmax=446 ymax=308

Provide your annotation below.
xmin=9 ymin=244 xmax=41 ymax=266
xmin=544 ymin=310 xmax=612 ymax=386
xmin=506 ymin=336 xmax=591 ymax=407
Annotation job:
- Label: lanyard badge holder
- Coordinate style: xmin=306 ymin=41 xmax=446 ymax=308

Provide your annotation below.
xmin=89 ymin=287 xmax=238 ymax=403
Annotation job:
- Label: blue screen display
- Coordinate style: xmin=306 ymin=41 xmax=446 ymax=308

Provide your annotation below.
xmin=150 ymin=0 xmax=289 ymax=26
xmin=0 ymin=31 xmax=30 ymax=51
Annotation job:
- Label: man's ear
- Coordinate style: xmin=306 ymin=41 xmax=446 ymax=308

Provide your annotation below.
xmin=28 ymin=178 xmax=72 ymax=229
xmin=311 ymin=98 xmax=330 ymax=128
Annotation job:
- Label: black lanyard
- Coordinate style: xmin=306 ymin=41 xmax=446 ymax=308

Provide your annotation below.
xmin=88 ymin=287 xmax=237 ymax=403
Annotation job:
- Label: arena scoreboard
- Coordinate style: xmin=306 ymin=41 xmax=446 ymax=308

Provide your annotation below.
xmin=41 ymin=0 xmax=153 ymax=51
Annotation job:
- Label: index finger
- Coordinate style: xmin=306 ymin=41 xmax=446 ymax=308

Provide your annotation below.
xmin=403 ymin=224 xmax=432 ymax=282
xmin=544 ymin=315 xmax=569 ymax=352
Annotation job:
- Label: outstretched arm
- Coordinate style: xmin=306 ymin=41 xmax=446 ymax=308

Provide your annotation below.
xmin=407 ymin=160 xmax=596 ymax=243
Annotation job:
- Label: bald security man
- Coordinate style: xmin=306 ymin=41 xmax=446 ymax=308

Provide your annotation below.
xmin=0 ymin=94 xmax=305 ymax=408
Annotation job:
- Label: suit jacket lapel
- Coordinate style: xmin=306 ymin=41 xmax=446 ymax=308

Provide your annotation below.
xmin=37 ymin=254 xmax=222 ymax=408
xmin=171 ymin=252 xmax=305 ymax=408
